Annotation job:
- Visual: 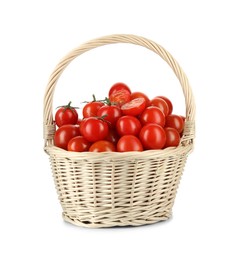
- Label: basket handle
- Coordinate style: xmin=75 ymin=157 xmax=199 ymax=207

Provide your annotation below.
xmin=43 ymin=34 xmax=195 ymax=147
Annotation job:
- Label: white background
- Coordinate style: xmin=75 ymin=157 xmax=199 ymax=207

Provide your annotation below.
xmin=1 ymin=0 xmax=231 ymax=259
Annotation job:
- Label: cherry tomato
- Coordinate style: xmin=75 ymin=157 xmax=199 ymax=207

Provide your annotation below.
xmin=89 ymin=140 xmax=116 ymax=152
xmin=79 ymin=117 xmax=87 ymax=134
xmin=54 ymin=125 xmax=80 ymax=150
xmin=121 ymin=98 xmax=146 ymax=116
xmin=80 ymin=117 xmax=109 ymax=142
xmin=156 ymin=96 xmax=173 ymax=115
xmin=139 ymin=124 xmax=166 ymax=149
xmin=109 ymin=89 xmax=131 ymax=106
xmin=67 ymin=136 xmax=91 ymax=152
xmin=55 ymin=101 xmax=78 ymax=127
xmin=164 ymin=127 xmax=180 ymax=148
xmin=139 ymin=106 xmax=165 ymax=127
xmin=108 ymin=82 xmax=131 ymax=96
xmin=97 ymin=105 xmax=122 ymax=127
xmin=130 ymin=92 xmax=150 ymax=107
xmin=117 ymin=135 xmax=143 ymax=152
xmin=82 ymin=101 xmax=104 ymax=118
xmin=165 ymin=114 xmax=184 ymax=133
xmin=116 ymin=115 xmax=142 ymax=136
xmin=149 ymin=97 xmax=169 ymax=116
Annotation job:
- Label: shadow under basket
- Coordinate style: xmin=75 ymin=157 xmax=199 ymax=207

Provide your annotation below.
xmin=43 ymin=34 xmax=195 ymax=228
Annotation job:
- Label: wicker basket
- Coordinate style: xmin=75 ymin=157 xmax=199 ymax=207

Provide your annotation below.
xmin=43 ymin=34 xmax=195 ymax=228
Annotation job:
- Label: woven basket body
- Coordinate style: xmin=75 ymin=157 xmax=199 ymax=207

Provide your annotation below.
xmin=43 ymin=34 xmax=195 ymax=228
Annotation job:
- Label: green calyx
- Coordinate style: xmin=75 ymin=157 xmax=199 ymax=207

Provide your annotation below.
xmin=82 ymin=95 xmax=117 ymax=105
xmin=56 ymin=101 xmax=79 ymax=111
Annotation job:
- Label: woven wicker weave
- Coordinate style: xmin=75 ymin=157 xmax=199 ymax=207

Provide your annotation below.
xmin=43 ymin=34 xmax=195 ymax=228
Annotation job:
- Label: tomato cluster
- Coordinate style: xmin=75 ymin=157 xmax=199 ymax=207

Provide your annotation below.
xmin=54 ymin=82 xmax=185 ymax=152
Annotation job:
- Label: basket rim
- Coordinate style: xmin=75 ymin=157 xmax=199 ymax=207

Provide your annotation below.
xmin=45 ymin=142 xmax=193 ymax=160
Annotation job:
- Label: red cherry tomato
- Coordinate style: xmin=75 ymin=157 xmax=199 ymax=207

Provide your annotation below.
xmin=130 ymin=92 xmax=150 ymax=107
xmin=109 ymin=89 xmax=131 ymax=106
xmin=54 ymin=125 xmax=80 ymax=150
xmin=149 ymin=97 xmax=169 ymax=116
xmin=139 ymin=124 xmax=166 ymax=149
xmin=156 ymin=96 xmax=173 ymax=115
xmin=139 ymin=106 xmax=165 ymax=127
xmin=121 ymin=98 xmax=146 ymax=116
xmin=116 ymin=115 xmax=142 ymax=136
xmin=55 ymin=101 xmax=78 ymax=127
xmin=89 ymin=140 xmax=116 ymax=152
xmin=67 ymin=136 xmax=91 ymax=152
xmin=108 ymin=82 xmax=131 ymax=96
xmin=80 ymin=117 xmax=109 ymax=142
xmin=164 ymin=127 xmax=181 ymax=148
xmin=82 ymin=101 xmax=104 ymax=118
xmin=97 ymin=105 xmax=122 ymax=127
xmin=117 ymin=135 xmax=143 ymax=152
xmin=165 ymin=114 xmax=184 ymax=133
xmin=79 ymin=117 xmax=87 ymax=134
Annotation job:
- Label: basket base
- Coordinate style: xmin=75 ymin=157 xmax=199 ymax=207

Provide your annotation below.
xmin=62 ymin=212 xmax=172 ymax=228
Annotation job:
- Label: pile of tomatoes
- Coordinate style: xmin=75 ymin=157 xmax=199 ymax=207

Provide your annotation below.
xmin=54 ymin=82 xmax=185 ymax=152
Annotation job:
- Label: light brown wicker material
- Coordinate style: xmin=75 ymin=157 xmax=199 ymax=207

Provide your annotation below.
xmin=43 ymin=34 xmax=195 ymax=228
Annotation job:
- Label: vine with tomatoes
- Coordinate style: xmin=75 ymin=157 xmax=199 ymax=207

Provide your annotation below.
xmin=54 ymin=82 xmax=185 ymax=152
